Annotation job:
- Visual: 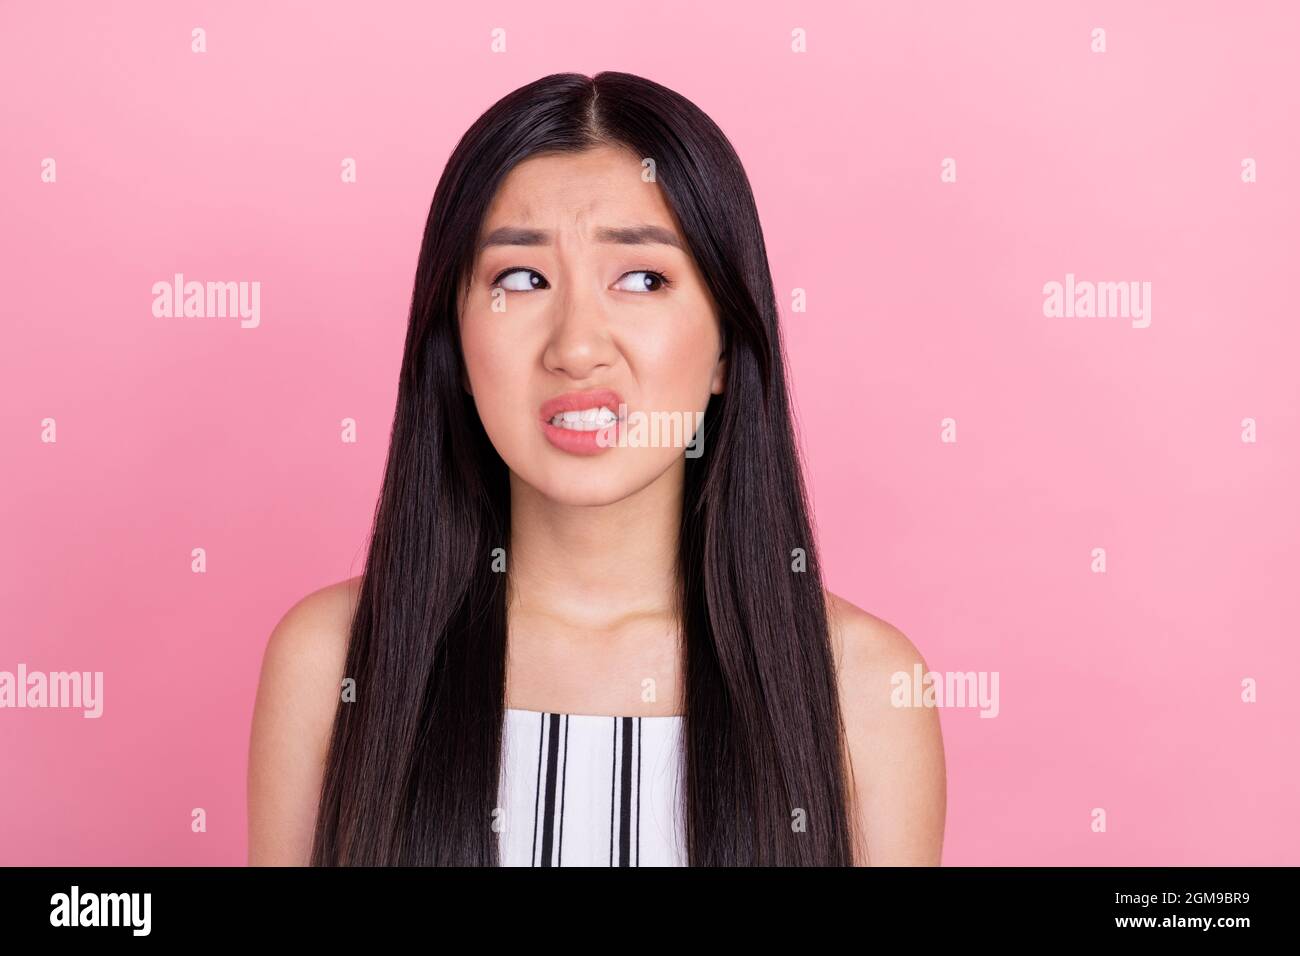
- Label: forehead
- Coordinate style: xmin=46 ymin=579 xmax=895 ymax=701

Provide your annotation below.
xmin=479 ymin=145 xmax=677 ymax=233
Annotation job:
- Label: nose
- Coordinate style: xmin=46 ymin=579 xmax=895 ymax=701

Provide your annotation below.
xmin=541 ymin=276 xmax=618 ymax=380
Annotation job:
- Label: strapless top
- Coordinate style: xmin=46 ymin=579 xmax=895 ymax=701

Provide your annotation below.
xmin=497 ymin=707 xmax=686 ymax=866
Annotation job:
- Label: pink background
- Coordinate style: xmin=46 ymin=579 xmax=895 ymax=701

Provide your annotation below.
xmin=2 ymin=1 xmax=1297 ymax=865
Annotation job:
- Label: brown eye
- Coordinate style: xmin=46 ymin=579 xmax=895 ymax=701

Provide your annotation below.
xmin=492 ymin=268 xmax=548 ymax=291
xmin=613 ymin=270 xmax=670 ymax=293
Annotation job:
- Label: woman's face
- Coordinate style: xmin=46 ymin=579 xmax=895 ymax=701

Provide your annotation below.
xmin=458 ymin=144 xmax=726 ymax=506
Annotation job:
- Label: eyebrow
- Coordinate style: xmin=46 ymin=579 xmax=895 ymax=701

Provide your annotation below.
xmin=476 ymin=224 xmax=684 ymax=253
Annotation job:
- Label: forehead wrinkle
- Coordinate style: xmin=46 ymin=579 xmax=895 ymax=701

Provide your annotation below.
xmin=478 ymin=174 xmax=682 ymax=253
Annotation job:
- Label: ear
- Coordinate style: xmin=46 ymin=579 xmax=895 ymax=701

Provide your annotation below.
xmin=456 ymin=273 xmax=474 ymax=400
xmin=457 ymin=337 xmax=473 ymax=397
xmin=457 ymin=288 xmax=475 ymax=398
xmin=709 ymin=351 xmax=726 ymax=395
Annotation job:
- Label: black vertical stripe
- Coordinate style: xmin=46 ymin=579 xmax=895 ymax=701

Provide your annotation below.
xmin=557 ymin=715 xmax=569 ymax=866
xmin=539 ymin=712 xmax=562 ymax=866
xmin=635 ymin=716 xmax=642 ymax=866
xmin=618 ymin=716 xmax=633 ymax=866
xmin=530 ymin=712 xmax=544 ymax=866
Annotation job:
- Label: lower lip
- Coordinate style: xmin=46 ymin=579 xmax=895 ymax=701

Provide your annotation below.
xmin=540 ymin=418 xmax=621 ymax=456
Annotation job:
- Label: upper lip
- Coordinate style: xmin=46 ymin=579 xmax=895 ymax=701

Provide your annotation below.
xmin=539 ymin=388 xmax=625 ymax=422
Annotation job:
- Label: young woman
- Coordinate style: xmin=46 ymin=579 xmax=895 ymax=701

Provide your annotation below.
xmin=247 ymin=71 xmax=945 ymax=866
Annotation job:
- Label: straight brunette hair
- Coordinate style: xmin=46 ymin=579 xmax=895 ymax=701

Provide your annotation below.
xmin=310 ymin=71 xmax=857 ymax=865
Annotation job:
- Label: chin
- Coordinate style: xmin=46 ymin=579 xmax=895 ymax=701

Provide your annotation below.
xmin=509 ymin=456 xmax=664 ymax=509
xmin=530 ymin=470 xmax=644 ymax=507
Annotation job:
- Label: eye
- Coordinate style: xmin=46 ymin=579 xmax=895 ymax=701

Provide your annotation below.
xmin=491 ymin=267 xmax=549 ymax=292
xmin=613 ymin=270 xmax=672 ymax=293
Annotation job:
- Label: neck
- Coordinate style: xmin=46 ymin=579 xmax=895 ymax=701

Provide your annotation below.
xmin=506 ymin=460 xmax=683 ymax=633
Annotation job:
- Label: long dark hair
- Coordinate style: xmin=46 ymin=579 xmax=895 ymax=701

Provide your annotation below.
xmin=310 ymin=71 xmax=857 ymax=866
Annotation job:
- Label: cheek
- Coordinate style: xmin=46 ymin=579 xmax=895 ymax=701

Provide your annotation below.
xmin=461 ymin=314 xmax=529 ymax=426
xmin=463 ymin=307 xmax=511 ymax=379
xmin=632 ymin=311 xmax=720 ymax=408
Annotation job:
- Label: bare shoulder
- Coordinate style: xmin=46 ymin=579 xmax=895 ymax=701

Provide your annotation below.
xmin=247 ymin=576 xmax=361 ymax=865
xmin=260 ymin=576 xmax=359 ymax=684
xmin=825 ymin=589 xmax=947 ymax=866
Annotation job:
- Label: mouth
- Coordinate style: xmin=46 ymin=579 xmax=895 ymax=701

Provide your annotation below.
xmin=546 ymin=406 xmax=619 ymax=430
xmin=538 ymin=388 xmax=625 ymax=455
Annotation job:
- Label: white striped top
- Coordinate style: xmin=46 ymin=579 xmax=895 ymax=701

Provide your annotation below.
xmin=497 ymin=707 xmax=687 ymax=866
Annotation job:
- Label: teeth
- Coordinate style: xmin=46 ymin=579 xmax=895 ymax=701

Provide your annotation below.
xmin=549 ymin=406 xmax=617 ymax=430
